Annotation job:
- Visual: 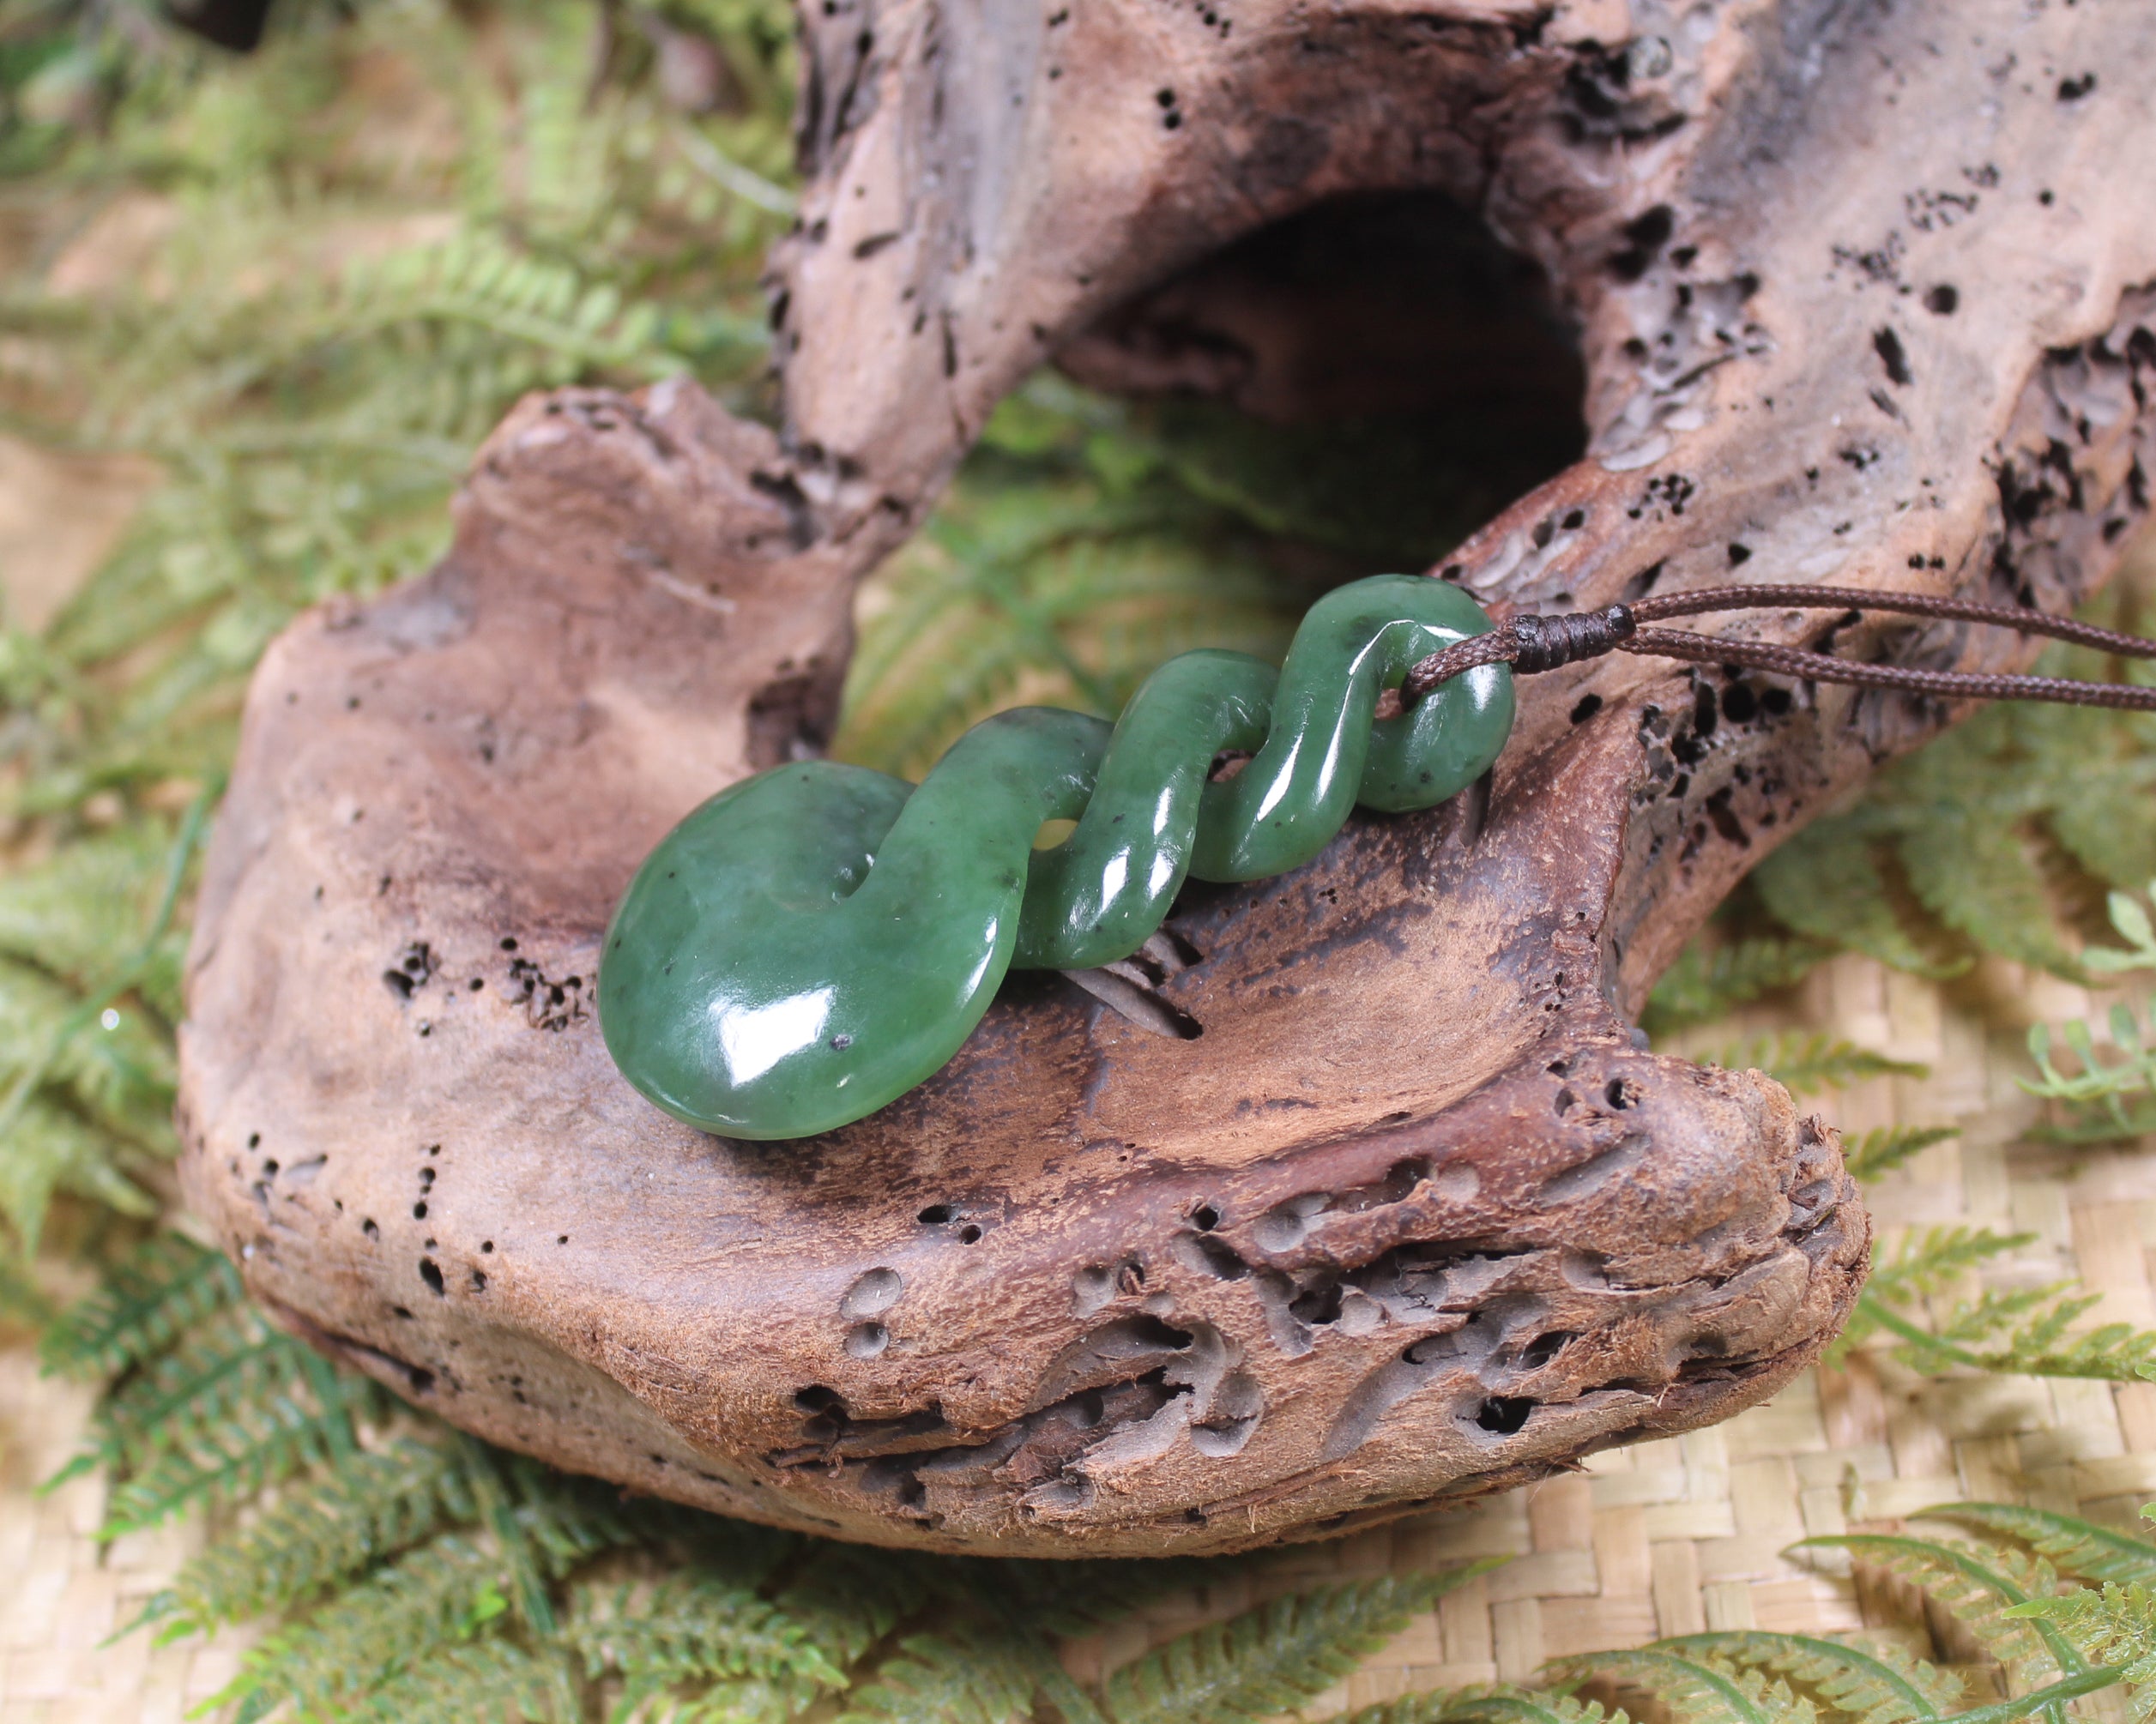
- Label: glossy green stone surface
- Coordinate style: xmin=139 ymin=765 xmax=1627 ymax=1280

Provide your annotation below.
xmin=600 ymin=574 xmax=1513 ymax=1140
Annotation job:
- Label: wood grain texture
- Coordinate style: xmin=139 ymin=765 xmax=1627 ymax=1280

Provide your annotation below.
xmin=178 ymin=0 xmax=2156 ymax=1553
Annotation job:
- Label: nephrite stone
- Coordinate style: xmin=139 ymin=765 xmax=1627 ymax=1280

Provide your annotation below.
xmin=600 ymin=575 xmax=1515 ymax=1140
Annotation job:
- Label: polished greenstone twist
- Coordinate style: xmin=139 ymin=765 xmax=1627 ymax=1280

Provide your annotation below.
xmin=599 ymin=575 xmax=1515 ymax=1140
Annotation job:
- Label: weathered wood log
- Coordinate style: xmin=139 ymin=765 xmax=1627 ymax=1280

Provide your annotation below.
xmin=177 ymin=0 xmax=2156 ymax=1555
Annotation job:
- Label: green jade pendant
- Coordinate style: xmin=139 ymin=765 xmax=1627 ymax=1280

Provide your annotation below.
xmin=599 ymin=575 xmax=1516 ymax=1140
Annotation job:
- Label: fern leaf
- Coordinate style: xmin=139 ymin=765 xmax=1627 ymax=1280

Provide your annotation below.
xmin=1340 ymin=1687 xmax=1626 ymax=1724
xmin=142 ymin=1437 xmax=481 ymax=1633
xmin=316 ymin=1634 xmax=581 ymax=1724
xmin=96 ymin=1335 xmax=378 ymax=1534
xmin=570 ymin=1573 xmax=849 ymax=1709
xmin=1706 ymin=1034 xmax=1929 ymax=1096
xmin=1797 ymin=1534 xmax=2085 ymax=1686
xmin=0 ymin=821 xmax=190 ymax=1015
xmin=20 ymin=967 xmax=179 ymax=1145
xmin=38 ymin=1232 xmax=240 ymax=1378
xmin=1898 ymin=814 xmax=2078 ymax=978
xmin=1659 ymin=1631 xmax=1961 ymax=1724
xmin=769 ymin=1544 xmax=934 ymax=1673
xmin=218 ymin=1485 xmax=632 ymax=1718
xmin=1752 ymin=821 xmax=1963 ymax=978
xmin=2050 ymin=757 xmax=2156 ymax=899
xmin=2024 ymin=1005 xmax=2156 ymax=1142
xmin=1842 ymin=1125 xmax=1960 ymax=1183
xmin=949 ymin=1554 xmax=1229 ymax=1639
xmin=1747 ymin=606 xmax=2156 ymax=983
xmin=2007 ymin=1584 xmax=2156 ymax=1720
xmin=836 ymin=1625 xmax=1040 ymax=1724
xmin=0 ymin=1094 xmax=159 ymax=1249
xmin=2085 ymin=883 xmax=2156 ymax=974
xmin=1553 ymin=1648 xmax=1812 ymax=1724
xmin=1104 ymin=1574 xmax=1466 ymax=1724
xmin=1917 ymin=1505 xmax=2156 ymax=1588
xmin=0 ymin=1253 xmax=51 ymax=1327
xmin=1641 ymin=931 xmax=1835 ymax=1040
xmin=1857 ymin=1226 xmax=2030 ymax=1310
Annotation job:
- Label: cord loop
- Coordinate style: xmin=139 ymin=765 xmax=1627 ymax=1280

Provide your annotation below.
xmin=1401 ymin=582 xmax=2156 ymax=714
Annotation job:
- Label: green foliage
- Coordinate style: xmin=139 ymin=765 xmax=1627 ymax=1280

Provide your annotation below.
xmin=1705 ymin=1034 xmax=1929 ymax=1096
xmin=2025 ymin=1000 xmax=2156 ymax=1142
xmin=571 ymin=1572 xmax=850 ymax=1721
xmin=1663 ymin=1632 xmax=1966 ymax=1724
xmin=0 ymin=1249 xmax=50 ymax=1323
xmin=0 ymin=0 xmax=792 ymax=1253
xmin=1922 ymin=1505 xmax=2156 ymax=1588
xmin=1744 ymin=609 xmax=2156 ymax=984
xmin=836 ymin=1625 xmax=1042 ymax=1724
xmin=829 ymin=372 xmax=1503 ymax=780
xmin=1842 ymin=1124 xmax=1960 ymax=1183
xmin=1799 ymin=1535 xmax=2078 ymax=1692
xmin=2087 ymin=882 xmax=2156 ymax=976
xmin=141 ymin=1436 xmax=485 ymax=1634
xmin=1642 ymin=928 xmax=1837 ymax=1040
xmin=1555 ymin=1646 xmax=1819 ymax=1724
xmin=1829 ymin=1215 xmax=2156 ymax=1383
xmin=39 ymin=1227 xmax=239 ymax=1377
xmin=2009 ymin=1577 xmax=2156 ymax=1721
xmin=217 ymin=1479 xmax=634 ymax=1720
xmin=1343 ymin=1690 xmax=1629 ymax=1724
xmin=1104 ymin=1575 xmax=1481 ymax=1724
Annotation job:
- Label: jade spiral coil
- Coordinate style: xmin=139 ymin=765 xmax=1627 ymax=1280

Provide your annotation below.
xmin=598 ymin=576 xmax=1515 ymax=1140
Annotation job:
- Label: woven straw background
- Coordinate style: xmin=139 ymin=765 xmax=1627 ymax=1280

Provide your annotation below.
xmin=4 ymin=947 xmax=2153 ymax=1721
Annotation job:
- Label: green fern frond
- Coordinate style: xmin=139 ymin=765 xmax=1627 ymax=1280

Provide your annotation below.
xmin=142 ymin=1436 xmax=482 ymax=1634
xmin=1641 ymin=931 xmax=1836 ymax=1040
xmin=0 ymin=821 xmax=190 ymax=1015
xmin=219 ymin=1482 xmax=633 ymax=1719
xmin=0 ymin=1094 xmax=160 ymax=1248
xmin=1796 ymin=1535 xmax=2083 ymax=1689
xmin=38 ymin=1231 xmax=239 ymax=1378
xmin=947 ymin=1553 xmax=1229 ymax=1639
xmin=1343 ymin=1688 xmax=1627 ymax=1724
xmin=767 ymin=1544 xmax=934 ymax=1674
xmin=2025 ymin=1004 xmax=2156 ymax=1142
xmin=1658 ymin=1631 xmax=1963 ymax=1724
xmin=1898 ymin=816 xmax=2078 ymax=978
xmin=836 ymin=1625 xmax=1041 ymax=1724
xmin=1843 ymin=1125 xmax=1961 ymax=1183
xmin=1750 ymin=593 xmax=2156 ymax=982
xmin=97 ymin=1332 xmax=379 ymax=1534
xmin=1104 ymin=1573 xmax=1471 ymax=1724
xmin=1917 ymin=1505 xmax=2156 ymax=1588
xmin=570 ymin=1572 xmax=850 ymax=1718
xmin=1942 ymin=1299 xmax=2156 ymax=1382
xmin=2006 ymin=1584 xmax=2156 ymax=1719
xmin=91 ymin=1299 xmax=296 ymax=1466
xmin=2087 ymin=883 xmax=2156 ymax=975
xmin=1554 ymin=1647 xmax=1814 ymax=1724
xmin=311 ymin=1633 xmax=582 ymax=1724
xmin=1751 ymin=818 xmax=1967 ymax=980
xmin=1853 ymin=1225 xmax=2031 ymax=1311
xmin=0 ymin=1252 xmax=52 ymax=1326
xmin=1706 ymin=1034 xmax=1929 ymax=1096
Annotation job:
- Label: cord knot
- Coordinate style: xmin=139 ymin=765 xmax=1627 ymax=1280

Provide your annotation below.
xmin=1507 ymin=605 xmax=1635 ymax=673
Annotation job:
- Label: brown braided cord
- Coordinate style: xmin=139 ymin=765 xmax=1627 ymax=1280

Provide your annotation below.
xmin=1626 ymin=582 xmax=2156 ymax=655
xmin=1619 ymin=626 xmax=2156 ymax=711
xmin=1398 ymin=581 xmax=2156 ymax=713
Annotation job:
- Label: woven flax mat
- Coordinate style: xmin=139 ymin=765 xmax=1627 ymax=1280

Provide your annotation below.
xmin=3 ymin=952 xmax=2152 ymax=1721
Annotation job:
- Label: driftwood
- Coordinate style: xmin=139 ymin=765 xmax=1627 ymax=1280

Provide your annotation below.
xmin=177 ymin=0 xmax=2156 ymax=1555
